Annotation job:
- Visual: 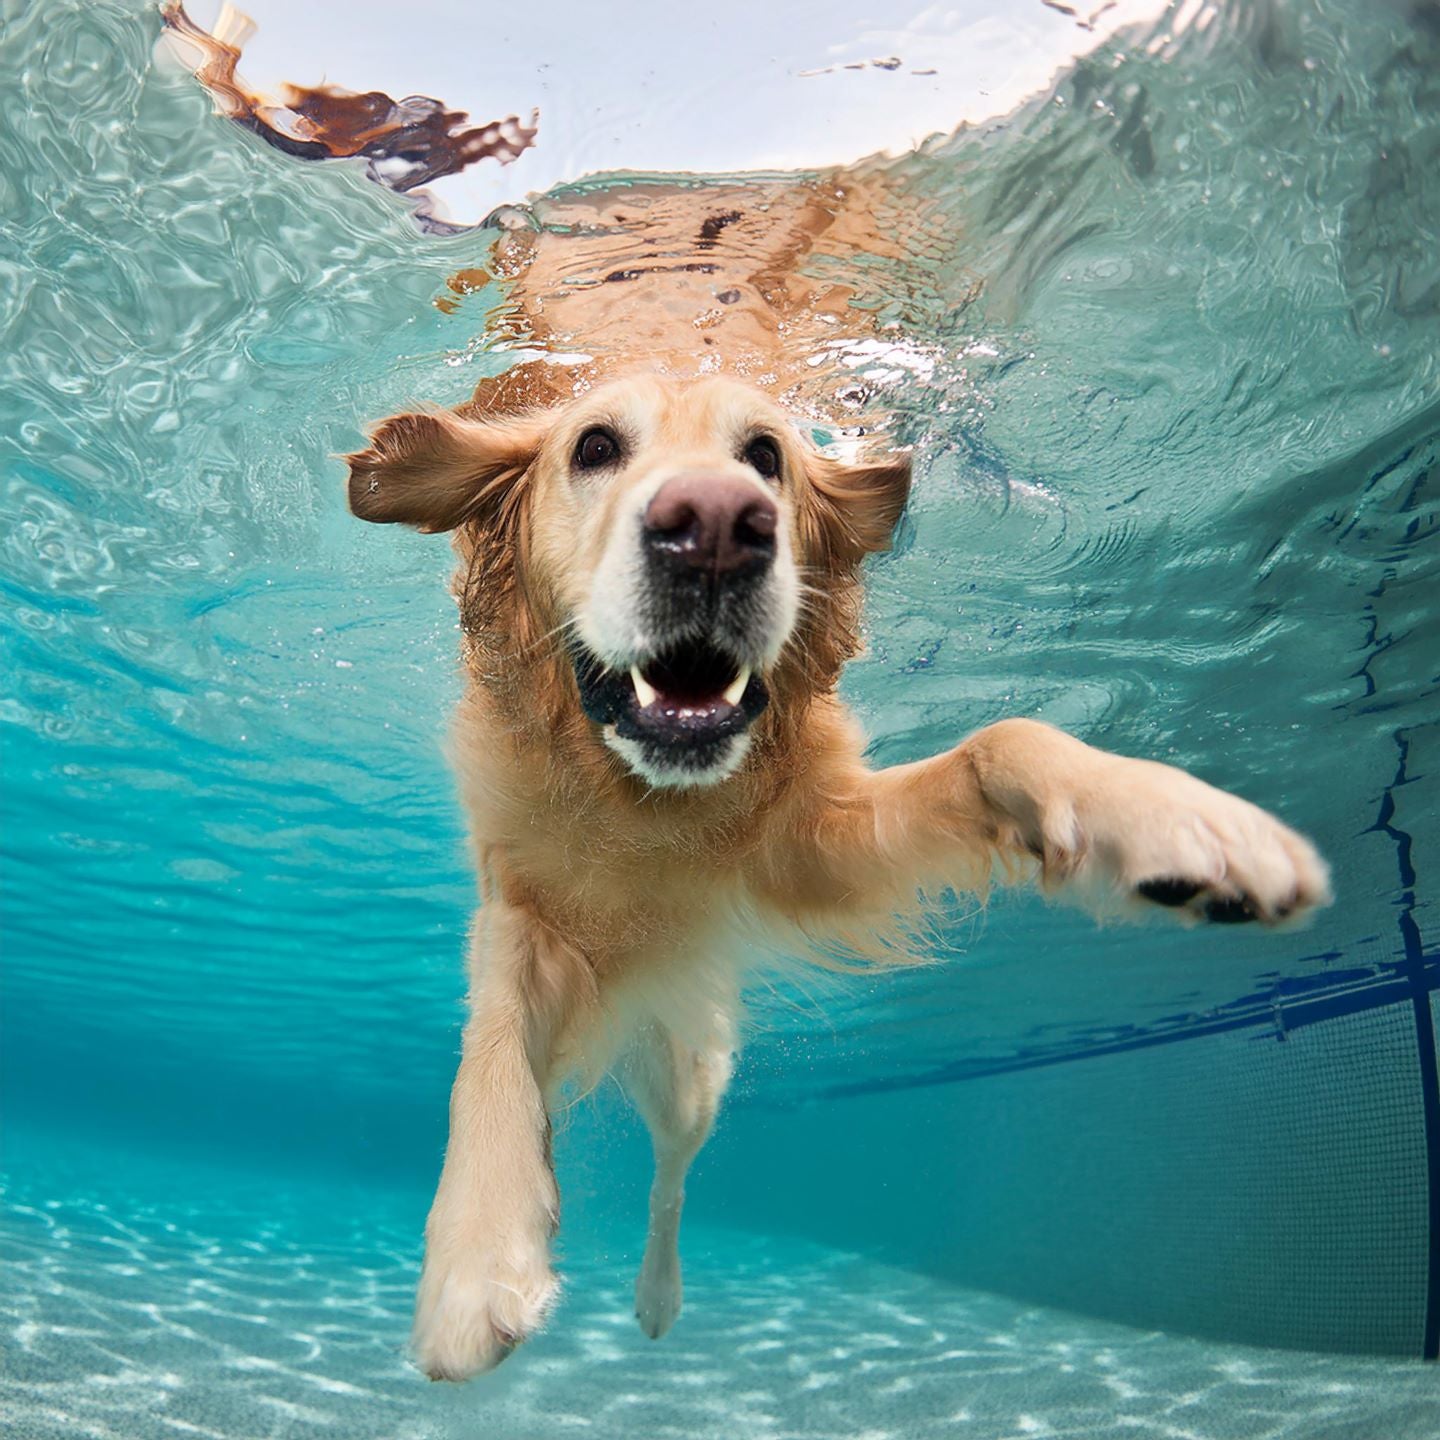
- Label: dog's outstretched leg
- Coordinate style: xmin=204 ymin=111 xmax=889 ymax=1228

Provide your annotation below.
xmin=621 ymin=1016 xmax=735 ymax=1340
xmin=754 ymin=714 xmax=1331 ymax=932
xmin=412 ymin=901 xmax=584 ymax=1382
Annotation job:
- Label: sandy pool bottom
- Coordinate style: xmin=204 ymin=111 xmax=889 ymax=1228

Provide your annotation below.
xmin=2 ymin=1160 xmax=1436 ymax=1440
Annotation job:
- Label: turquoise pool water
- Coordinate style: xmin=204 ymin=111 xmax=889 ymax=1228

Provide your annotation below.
xmin=3 ymin=0 xmax=1438 ymax=1435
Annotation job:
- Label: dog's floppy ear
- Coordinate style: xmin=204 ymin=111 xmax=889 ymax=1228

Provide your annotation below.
xmin=344 ymin=409 xmax=542 ymax=534
xmin=803 ymin=449 xmax=912 ymax=563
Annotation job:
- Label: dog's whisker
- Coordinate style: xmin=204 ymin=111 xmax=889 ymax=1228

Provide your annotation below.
xmin=515 ymin=613 xmax=583 ymax=659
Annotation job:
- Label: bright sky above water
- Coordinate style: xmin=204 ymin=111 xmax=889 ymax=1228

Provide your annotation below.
xmin=183 ymin=0 xmax=1171 ymax=221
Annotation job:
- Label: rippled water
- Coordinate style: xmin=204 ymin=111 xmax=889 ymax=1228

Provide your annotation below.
xmin=3 ymin=0 xmax=1439 ymax=1432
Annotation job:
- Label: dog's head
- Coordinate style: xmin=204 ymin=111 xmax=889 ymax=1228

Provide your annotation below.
xmin=347 ymin=373 xmax=908 ymax=789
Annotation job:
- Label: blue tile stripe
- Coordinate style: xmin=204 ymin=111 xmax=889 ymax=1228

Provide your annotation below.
xmin=1369 ymin=729 xmax=1440 ymax=1360
xmin=817 ymin=959 xmax=1440 ymax=1101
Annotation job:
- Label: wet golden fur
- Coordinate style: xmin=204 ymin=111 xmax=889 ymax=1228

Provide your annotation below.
xmin=347 ymin=365 xmax=1330 ymax=1382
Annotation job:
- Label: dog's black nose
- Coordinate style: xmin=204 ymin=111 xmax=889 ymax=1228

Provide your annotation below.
xmin=644 ymin=475 xmax=777 ymax=575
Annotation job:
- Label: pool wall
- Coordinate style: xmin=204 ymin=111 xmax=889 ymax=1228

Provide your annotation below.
xmin=695 ymin=981 xmax=1437 ymax=1357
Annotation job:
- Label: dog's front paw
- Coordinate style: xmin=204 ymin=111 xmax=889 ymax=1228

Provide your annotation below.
xmin=411 ymin=1232 xmax=559 ymax=1382
xmin=634 ymin=1244 xmax=683 ymax=1340
xmin=1052 ymin=756 xmax=1332 ymax=925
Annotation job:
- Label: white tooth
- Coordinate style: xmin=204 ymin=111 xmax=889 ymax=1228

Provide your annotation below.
xmin=630 ymin=666 xmax=658 ymax=708
xmin=722 ymin=667 xmax=751 ymax=707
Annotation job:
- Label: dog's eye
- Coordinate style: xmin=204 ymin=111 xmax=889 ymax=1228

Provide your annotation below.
xmin=744 ymin=436 xmax=781 ymax=481
xmin=574 ymin=427 xmax=621 ymax=470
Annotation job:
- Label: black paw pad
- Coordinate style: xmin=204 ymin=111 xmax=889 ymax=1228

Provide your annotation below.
xmin=1203 ymin=895 xmax=1259 ymax=925
xmin=1138 ymin=877 xmax=1203 ymax=908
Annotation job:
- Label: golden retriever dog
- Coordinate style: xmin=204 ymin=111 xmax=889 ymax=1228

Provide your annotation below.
xmin=172 ymin=0 xmax=1330 ymax=1387
xmin=346 ymin=362 xmax=1332 ymax=1382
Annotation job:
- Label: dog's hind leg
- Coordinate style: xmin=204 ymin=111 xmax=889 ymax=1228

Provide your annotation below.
xmin=620 ymin=1015 xmax=735 ymax=1339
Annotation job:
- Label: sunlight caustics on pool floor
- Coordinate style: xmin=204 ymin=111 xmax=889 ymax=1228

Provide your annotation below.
xmin=5 ymin=1162 xmax=1440 ymax=1440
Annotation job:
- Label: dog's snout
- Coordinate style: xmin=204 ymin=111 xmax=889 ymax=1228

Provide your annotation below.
xmin=644 ymin=475 xmax=777 ymax=575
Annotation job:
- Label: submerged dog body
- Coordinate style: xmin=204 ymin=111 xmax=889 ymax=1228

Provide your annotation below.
xmin=347 ymin=370 xmax=1330 ymax=1382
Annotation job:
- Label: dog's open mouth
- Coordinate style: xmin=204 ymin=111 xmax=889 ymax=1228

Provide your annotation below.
xmin=628 ymin=644 xmax=751 ymax=719
xmin=571 ymin=637 xmax=769 ymax=762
